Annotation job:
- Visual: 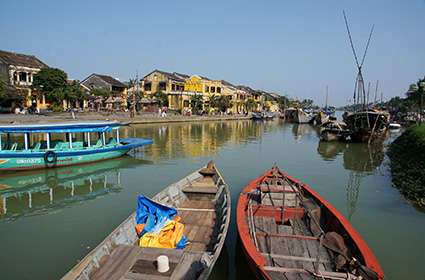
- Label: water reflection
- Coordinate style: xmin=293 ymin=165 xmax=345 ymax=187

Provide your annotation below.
xmin=317 ymin=141 xmax=385 ymax=172
xmin=317 ymin=140 xmax=385 ymax=219
xmin=291 ymin=123 xmax=320 ymax=141
xmin=0 ymin=157 xmax=148 ymax=221
xmin=128 ymin=120 xmax=274 ymax=161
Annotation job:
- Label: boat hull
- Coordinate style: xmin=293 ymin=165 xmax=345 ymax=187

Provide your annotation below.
xmin=294 ymin=110 xmax=312 ymax=124
xmin=0 ymin=149 xmax=129 ymax=170
xmin=236 ymin=167 xmax=384 ymax=280
xmin=0 ymin=138 xmax=152 ymax=171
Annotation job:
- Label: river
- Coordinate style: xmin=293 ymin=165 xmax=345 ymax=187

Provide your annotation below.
xmin=0 ymin=120 xmax=424 ymax=279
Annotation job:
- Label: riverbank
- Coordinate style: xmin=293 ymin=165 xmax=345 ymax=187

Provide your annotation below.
xmin=388 ymin=124 xmax=425 ymax=208
xmin=0 ymin=112 xmax=251 ymax=125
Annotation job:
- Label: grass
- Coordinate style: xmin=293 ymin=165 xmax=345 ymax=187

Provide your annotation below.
xmin=388 ymin=124 xmax=425 ymax=208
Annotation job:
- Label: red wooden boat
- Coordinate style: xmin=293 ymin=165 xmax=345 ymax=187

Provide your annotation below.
xmin=236 ymin=166 xmax=384 ymax=280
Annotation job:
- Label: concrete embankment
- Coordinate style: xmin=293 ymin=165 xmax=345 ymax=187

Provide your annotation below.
xmin=388 ymin=124 xmax=425 ymax=208
xmin=0 ymin=113 xmax=251 ymax=125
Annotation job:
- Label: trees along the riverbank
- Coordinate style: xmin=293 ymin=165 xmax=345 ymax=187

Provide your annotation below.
xmin=190 ymin=94 xmax=203 ymax=114
xmin=385 ymin=76 xmax=425 ymax=119
xmin=388 ymin=124 xmax=425 ymax=208
xmin=0 ymin=79 xmax=5 ymax=102
xmin=209 ymin=94 xmax=233 ymax=113
xmin=244 ymin=98 xmax=257 ymax=112
xmin=154 ymin=91 xmax=169 ymax=107
xmin=32 ymin=67 xmax=84 ymax=111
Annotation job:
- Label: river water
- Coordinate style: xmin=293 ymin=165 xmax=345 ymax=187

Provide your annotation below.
xmin=0 ymin=120 xmax=424 ymax=279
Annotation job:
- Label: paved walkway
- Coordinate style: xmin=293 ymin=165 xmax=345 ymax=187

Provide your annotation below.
xmin=0 ymin=112 xmax=251 ymax=125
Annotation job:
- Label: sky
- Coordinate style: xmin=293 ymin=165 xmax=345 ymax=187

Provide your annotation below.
xmin=1 ymin=0 xmax=424 ymax=106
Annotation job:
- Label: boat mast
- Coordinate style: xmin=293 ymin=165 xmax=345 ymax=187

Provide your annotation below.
xmin=374 ymin=80 xmax=379 ymax=105
xmin=343 ymin=10 xmax=375 ymax=112
xmin=325 ymin=85 xmax=328 ymax=109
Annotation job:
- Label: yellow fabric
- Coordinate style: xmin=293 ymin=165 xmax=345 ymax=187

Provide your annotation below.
xmin=139 ymin=218 xmax=185 ymax=249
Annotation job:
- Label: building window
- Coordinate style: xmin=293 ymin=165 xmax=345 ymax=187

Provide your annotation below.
xmin=19 ymin=72 xmax=27 ymax=82
xmin=205 ymin=86 xmax=209 ymax=93
xmin=171 ymin=84 xmax=176 ymax=91
xmin=144 ymin=82 xmax=152 ymax=91
xmin=13 ymin=72 xmax=18 ymax=82
xmin=159 ymin=82 xmax=166 ymax=91
xmin=217 ymin=87 xmax=221 ymax=93
xmin=211 ymin=87 xmax=215 ymax=93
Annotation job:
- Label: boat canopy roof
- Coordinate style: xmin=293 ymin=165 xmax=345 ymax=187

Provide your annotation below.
xmin=0 ymin=121 xmax=122 ymax=133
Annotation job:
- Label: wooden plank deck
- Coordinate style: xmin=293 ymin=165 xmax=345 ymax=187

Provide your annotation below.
xmin=252 ymin=213 xmax=334 ymax=280
xmin=91 ymin=245 xmax=204 ymax=280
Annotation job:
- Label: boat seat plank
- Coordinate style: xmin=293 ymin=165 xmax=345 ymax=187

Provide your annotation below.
xmin=179 ymin=199 xmax=215 ymax=210
xmin=183 ymin=186 xmax=217 ymax=194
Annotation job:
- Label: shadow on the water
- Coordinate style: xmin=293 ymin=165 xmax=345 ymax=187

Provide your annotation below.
xmin=208 ymin=242 xmax=230 ymax=279
xmin=0 ymin=156 xmax=151 ymax=222
xmin=291 ymin=123 xmax=320 ymax=141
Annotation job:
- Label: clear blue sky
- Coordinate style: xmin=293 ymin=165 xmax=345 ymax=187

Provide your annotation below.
xmin=1 ymin=0 xmax=424 ymax=106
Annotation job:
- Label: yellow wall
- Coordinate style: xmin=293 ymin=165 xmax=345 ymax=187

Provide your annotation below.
xmin=184 ymin=76 xmax=203 ymax=93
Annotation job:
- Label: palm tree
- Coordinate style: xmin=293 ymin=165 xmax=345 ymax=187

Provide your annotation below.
xmin=190 ymin=94 xmax=203 ymax=115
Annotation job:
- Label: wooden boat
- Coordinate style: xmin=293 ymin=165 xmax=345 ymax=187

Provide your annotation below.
xmin=342 ymin=110 xmax=390 ymax=142
xmin=313 ymin=111 xmax=330 ymax=126
xmin=62 ymin=161 xmax=231 ymax=280
xmin=0 ymin=121 xmax=153 ymax=171
xmin=320 ymin=121 xmax=350 ymax=142
xmin=283 ymin=108 xmax=297 ymax=122
xmin=388 ymin=123 xmax=401 ymax=130
xmin=237 ymin=166 xmax=384 ymax=280
xmin=294 ymin=109 xmax=313 ymax=124
xmin=252 ymin=112 xmax=265 ymax=120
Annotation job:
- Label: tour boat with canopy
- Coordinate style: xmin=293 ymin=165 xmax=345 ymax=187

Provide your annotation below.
xmin=0 ymin=121 xmax=153 ymax=171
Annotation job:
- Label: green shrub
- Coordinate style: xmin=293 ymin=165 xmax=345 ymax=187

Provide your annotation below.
xmin=388 ymin=124 xmax=425 ymax=208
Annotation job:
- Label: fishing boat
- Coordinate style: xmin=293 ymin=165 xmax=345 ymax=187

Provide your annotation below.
xmin=0 ymin=121 xmax=153 ymax=171
xmin=63 ymin=161 xmax=231 ymax=280
xmin=342 ymin=110 xmax=390 ymax=142
xmin=388 ymin=123 xmax=401 ymax=130
xmin=252 ymin=112 xmax=265 ymax=120
xmin=320 ymin=121 xmax=350 ymax=141
xmin=237 ymin=166 xmax=384 ymax=280
xmin=313 ymin=111 xmax=330 ymax=126
xmin=294 ymin=109 xmax=313 ymax=124
xmin=283 ymin=108 xmax=297 ymax=122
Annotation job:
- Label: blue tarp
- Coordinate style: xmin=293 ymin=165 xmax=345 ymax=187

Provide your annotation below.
xmin=136 ymin=195 xmax=177 ymax=235
xmin=136 ymin=195 xmax=187 ymax=249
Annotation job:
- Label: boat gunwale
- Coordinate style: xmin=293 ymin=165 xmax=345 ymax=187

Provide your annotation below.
xmin=0 ymin=138 xmax=153 ymax=158
xmin=236 ymin=167 xmax=384 ymax=280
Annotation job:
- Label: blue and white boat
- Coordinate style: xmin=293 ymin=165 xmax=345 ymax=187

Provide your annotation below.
xmin=0 ymin=121 xmax=153 ymax=171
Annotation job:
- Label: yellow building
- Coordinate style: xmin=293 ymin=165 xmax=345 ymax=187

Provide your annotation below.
xmin=141 ymin=70 xmax=188 ymax=110
xmin=184 ymin=75 xmax=223 ymax=112
xmin=140 ymin=69 xmax=280 ymax=114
